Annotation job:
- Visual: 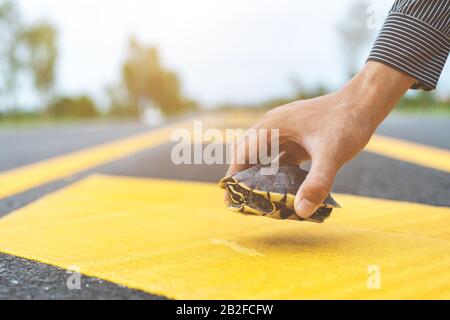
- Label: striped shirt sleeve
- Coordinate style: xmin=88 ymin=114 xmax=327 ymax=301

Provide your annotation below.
xmin=367 ymin=0 xmax=450 ymax=91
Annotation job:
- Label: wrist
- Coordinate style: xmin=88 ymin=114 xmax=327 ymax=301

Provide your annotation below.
xmin=337 ymin=61 xmax=415 ymax=133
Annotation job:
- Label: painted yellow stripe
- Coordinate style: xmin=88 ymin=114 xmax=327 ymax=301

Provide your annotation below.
xmin=0 ymin=175 xmax=448 ymax=299
xmin=367 ymin=135 xmax=450 ymax=173
xmin=0 ymin=124 xmax=181 ymax=199
xmin=1 ymin=111 xmax=448 ymax=200
xmin=0 ymin=111 xmax=260 ymax=199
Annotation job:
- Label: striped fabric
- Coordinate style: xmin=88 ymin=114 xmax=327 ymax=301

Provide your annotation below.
xmin=368 ymin=0 xmax=450 ymax=91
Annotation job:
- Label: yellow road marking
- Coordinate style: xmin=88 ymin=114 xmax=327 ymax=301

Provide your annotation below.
xmin=0 ymin=124 xmax=181 ymax=199
xmin=0 ymin=175 xmax=448 ymax=299
xmin=1 ymin=110 xmax=448 ymax=199
xmin=0 ymin=111 xmax=261 ymax=199
xmin=367 ymin=135 xmax=450 ymax=173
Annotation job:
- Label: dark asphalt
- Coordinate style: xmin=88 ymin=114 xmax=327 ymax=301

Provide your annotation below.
xmin=0 ymin=254 xmax=165 ymax=300
xmin=378 ymin=114 xmax=450 ymax=150
xmin=98 ymin=143 xmax=450 ymax=207
xmin=0 ymin=121 xmax=150 ymax=172
xmin=0 ymin=114 xmax=449 ymax=299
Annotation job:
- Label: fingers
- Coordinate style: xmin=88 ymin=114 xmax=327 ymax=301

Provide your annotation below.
xmin=294 ymin=153 xmax=338 ymax=219
xmin=226 ymin=162 xmax=252 ymax=177
xmin=278 ymin=141 xmax=310 ymax=165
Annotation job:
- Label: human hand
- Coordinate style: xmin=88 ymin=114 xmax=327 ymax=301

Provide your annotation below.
xmin=226 ymin=61 xmax=415 ymax=219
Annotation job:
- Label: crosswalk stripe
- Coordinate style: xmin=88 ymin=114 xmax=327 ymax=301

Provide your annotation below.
xmin=0 ymin=175 xmax=448 ymax=299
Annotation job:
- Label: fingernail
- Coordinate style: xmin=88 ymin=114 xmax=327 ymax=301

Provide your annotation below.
xmin=295 ymin=199 xmax=318 ymax=218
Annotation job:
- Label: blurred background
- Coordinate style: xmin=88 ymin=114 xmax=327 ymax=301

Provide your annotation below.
xmin=0 ymin=0 xmax=448 ymax=126
xmin=0 ymin=0 xmax=449 ymax=301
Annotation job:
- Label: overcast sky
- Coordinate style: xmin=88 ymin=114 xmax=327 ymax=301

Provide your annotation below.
xmin=17 ymin=0 xmax=449 ymax=108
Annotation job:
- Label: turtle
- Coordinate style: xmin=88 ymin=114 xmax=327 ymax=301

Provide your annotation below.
xmin=219 ymin=164 xmax=340 ymax=223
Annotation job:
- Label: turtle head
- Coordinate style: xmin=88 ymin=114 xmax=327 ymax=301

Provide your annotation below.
xmin=220 ymin=180 xmax=277 ymax=216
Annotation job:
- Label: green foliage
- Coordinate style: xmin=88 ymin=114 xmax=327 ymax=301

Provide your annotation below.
xmin=218 ymin=85 xmax=450 ymax=115
xmin=397 ymin=92 xmax=449 ymax=111
xmin=120 ymin=38 xmax=198 ymax=117
xmin=106 ymin=82 xmax=140 ymax=118
xmin=46 ymin=96 xmax=99 ymax=119
xmin=0 ymin=0 xmax=58 ymax=110
xmin=0 ymin=109 xmax=38 ymax=122
xmin=20 ymin=22 xmax=58 ymax=103
xmin=0 ymin=0 xmax=21 ymax=108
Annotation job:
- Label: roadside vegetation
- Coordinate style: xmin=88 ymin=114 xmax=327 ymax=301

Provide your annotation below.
xmin=0 ymin=0 xmax=448 ymax=128
xmin=0 ymin=0 xmax=198 ymax=127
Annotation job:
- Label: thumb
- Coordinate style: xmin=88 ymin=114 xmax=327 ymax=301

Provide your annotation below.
xmin=295 ymin=155 xmax=338 ymax=219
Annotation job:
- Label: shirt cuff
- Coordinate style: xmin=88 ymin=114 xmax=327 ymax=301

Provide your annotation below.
xmin=367 ymin=13 xmax=450 ymax=91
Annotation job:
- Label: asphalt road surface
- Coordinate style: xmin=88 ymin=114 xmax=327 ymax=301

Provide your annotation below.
xmin=0 ymin=112 xmax=449 ymax=300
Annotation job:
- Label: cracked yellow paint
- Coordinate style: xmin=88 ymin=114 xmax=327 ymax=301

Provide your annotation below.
xmin=210 ymin=238 xmax=265 ymax=257
xmin=0 ymin=175 xmax=448 ymax=299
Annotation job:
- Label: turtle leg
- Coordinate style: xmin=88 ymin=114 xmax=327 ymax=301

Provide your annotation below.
xmin=307 ymin=207 xmax=333 ymax=223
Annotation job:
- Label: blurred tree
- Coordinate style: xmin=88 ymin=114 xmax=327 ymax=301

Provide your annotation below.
xmin=21 ymin=22 xmax=58 ymax=105
xmin=337 ymin=0 xmax=373 ymax=78
xmin=121 ymin=38 xmax=197 ymax=117
xmin=0 ymin=0 xmax=21 ymax=110
xmin=46 ymin=96 xmax=99 ymax=119
xmin=106 ymin=82 xmax=138 ymax=118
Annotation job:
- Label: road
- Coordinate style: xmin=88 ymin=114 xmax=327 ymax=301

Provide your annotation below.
xmin=0 ymin=112 xmax=449 ymax=299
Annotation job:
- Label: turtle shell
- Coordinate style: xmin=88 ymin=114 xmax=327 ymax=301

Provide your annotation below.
xmin=219 ymin=164 xmax=340 ymax=223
